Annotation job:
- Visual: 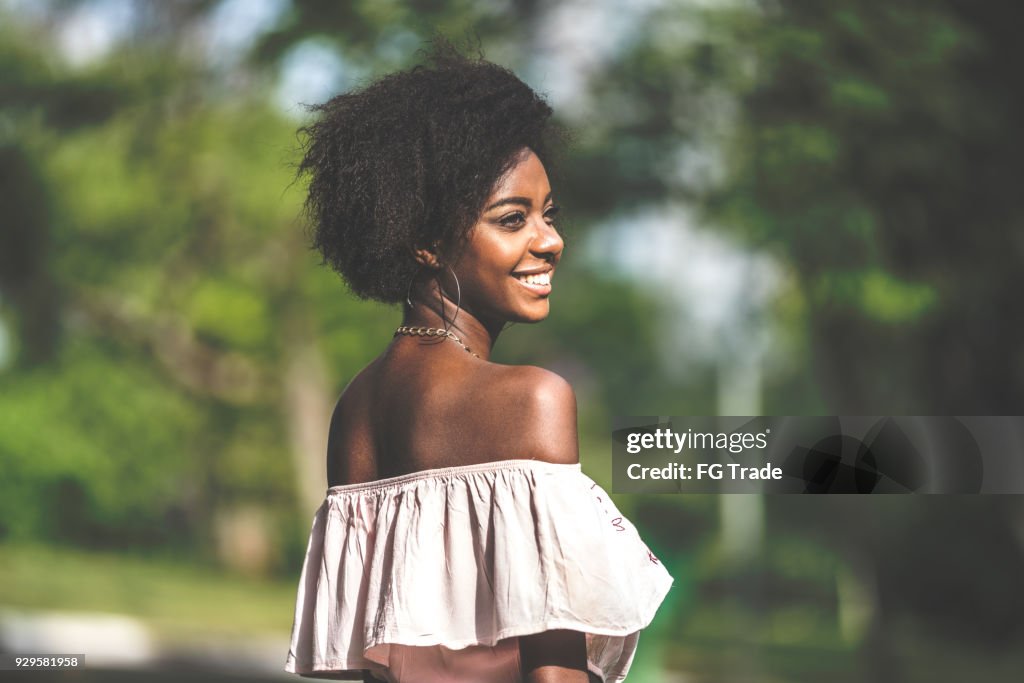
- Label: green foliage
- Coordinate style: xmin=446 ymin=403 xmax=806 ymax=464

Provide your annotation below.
xmin=0 ymin=339 xmax=200 ymax=545
xmin=695 ymin=0 xmax=1023 ymax=412
xmin=815 ymin=269 xmax=938 ymax=323
xmin=188 ymin=277 xmax=272 ymax=351
xmin=0 ymin=15 xmax=314 ymax=556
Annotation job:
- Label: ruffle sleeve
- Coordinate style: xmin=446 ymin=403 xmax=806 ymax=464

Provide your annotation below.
xmin=284 ymin=460 xmax=673 ymax=682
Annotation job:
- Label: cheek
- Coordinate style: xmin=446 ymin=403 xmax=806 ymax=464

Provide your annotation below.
xmin=464 ymin=234 xmax=522 ymax=277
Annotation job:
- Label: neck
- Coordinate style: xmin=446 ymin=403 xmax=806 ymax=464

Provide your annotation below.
xmin=402 ymin=278 xmax=500 ymax=361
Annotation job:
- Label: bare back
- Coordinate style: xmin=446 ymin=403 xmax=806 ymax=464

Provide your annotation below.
xmin=325 ymin=341 xmax=578 ymax=487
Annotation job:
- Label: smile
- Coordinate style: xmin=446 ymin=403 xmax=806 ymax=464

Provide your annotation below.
xmin=513 ymin=271 xmax=552 ymax=295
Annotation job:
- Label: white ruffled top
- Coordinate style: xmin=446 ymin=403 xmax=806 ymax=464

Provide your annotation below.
xmin=284 ymin=459 xmax=673 ymax=682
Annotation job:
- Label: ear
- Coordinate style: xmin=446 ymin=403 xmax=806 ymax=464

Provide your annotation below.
xmin=413 ymin=243 xmax=442 ymax=269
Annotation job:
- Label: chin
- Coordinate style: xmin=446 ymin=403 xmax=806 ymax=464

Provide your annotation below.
xmin=512 ymin=303 xmax=551 ymax=323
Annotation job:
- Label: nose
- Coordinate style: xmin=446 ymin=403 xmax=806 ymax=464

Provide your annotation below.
xmin=530 ymin=218 xmax=564 ymax=263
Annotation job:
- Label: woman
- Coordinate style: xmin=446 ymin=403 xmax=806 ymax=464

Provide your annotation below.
xmin=284 ymin=44 xmax=672 ymax=683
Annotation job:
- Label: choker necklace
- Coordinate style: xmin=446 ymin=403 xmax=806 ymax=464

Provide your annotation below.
xmin=394 ymin=326 xmax=480 ymax=359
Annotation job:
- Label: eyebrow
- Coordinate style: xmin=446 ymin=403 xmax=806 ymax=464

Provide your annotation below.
xmin=484 ymin=192 xmax=553 ymax=212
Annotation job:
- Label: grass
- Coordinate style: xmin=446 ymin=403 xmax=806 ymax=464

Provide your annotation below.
xmin=0 ymin=542 xmax=296 ymax=637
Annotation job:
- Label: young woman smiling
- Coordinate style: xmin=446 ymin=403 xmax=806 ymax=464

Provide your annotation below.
xmin=284 ymin=43 xmax=672 ymax=683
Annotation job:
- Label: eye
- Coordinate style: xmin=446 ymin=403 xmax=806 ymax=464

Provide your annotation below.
xmin=544 ymin=205 xmax=561 ymax=225
xmin=498 ymin=211 xmax=527 ymax=229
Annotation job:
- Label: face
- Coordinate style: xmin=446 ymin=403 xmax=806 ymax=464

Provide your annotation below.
xmin=450 ymin=149 xmax=564 ymax=327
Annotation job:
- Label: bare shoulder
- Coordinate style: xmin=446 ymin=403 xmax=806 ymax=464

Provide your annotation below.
xmin=331 ymin=358 xmax=378 ymax=417
xmin=501 ymin=365 xmax=577 ymax=416
xmin=326 ymin=358 xmax=382 ymax=484
xmin=481 ymin=364 xmax=579 ymax=465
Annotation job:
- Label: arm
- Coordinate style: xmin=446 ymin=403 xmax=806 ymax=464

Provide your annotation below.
xmin=519 ymin=630 xmax=593 ymax=683
xmin=511 ymin=366 xmax=579 ymax=465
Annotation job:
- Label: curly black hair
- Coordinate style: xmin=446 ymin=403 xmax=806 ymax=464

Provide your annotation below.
xmin=297 ymin=42 xmax=559 ymax=303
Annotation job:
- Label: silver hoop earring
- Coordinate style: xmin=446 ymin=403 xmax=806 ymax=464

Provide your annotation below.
xmin=442 ymin=265 xmax=462 ymax=334
xmin=406 ymin=264 xmax=425 ymax=308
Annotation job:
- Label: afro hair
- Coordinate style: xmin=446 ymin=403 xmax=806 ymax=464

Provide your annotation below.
xmin=297 ymin=42 xmax=559 ymax=304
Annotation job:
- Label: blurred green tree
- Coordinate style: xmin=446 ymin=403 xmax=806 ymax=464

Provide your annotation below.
xmin=715 ymin=0 xmax=1024 ymax=414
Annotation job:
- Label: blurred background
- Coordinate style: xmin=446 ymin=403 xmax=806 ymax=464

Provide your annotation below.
xmin=2 ymin=0 xmax=1024 ymax=681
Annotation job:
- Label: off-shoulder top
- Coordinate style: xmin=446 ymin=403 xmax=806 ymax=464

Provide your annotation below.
xmin=284 ymin=459 xmax=673 ymax=682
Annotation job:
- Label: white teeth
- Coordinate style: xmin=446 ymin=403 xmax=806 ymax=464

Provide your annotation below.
xmin=517 ymin=272 xmax=551 ymax=286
